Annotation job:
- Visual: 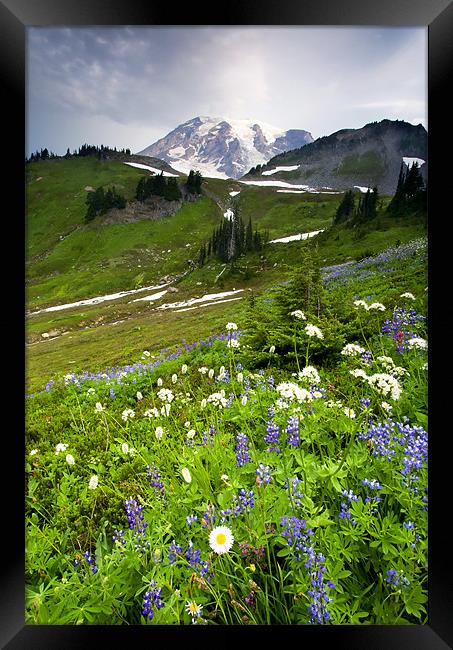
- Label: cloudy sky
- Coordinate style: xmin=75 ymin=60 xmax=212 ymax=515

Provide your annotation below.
xmin=26 ymin=26 xmax=427 ymax=156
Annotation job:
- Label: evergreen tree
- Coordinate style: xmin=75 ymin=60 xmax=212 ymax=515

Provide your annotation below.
xmin=334 ymin=189 xmax=355 ymax=224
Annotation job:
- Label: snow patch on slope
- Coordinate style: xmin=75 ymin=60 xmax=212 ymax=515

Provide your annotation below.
xmin=124 ymin=162 xmax=178 ymax=177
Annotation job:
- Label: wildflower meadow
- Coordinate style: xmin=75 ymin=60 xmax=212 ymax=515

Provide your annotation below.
xmin=25 ymin=239 xmax=428 ymax=625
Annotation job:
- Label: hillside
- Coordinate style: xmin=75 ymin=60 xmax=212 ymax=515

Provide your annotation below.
xmin=25 ymin=153 xmax=426 ymax=395
xmin=242 ymin=119 xmax=427 ymax=195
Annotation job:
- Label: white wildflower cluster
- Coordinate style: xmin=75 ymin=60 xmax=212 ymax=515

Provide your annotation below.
xmin=293 ymin=366 xmax=321 ymax=384
xmin=161 ymin=403 xmax=171 ymax=417
xmin=121 ymin=409 xmax=135 ymax=422
xmin=207 ymin=390 xmax=228 ymax=408
xmin=181 ymin=364 xmax=188 ymax=374
xmin=88 ymin=475 xmax=99 ymax=490
xmin=172 ymin=374 xmax=178 ymax=384
xmin=276 ymin=382 xmax=312 ymax=403
xmin=155 ymin=426 xmax=164 ymax=440
xmin=367 ymin=373 xmax=402 ymax=401
xmin=326 ymin=399 xmax=343 ymax=409
xmin=176 ymin=392 xmax=193 ymax=405
xmin=349 ymin=368 xmax=368 ymax=379
xmin=95 ymin=402 xmax=105 ymax=412
xmin=290 ymin=310 xmax=306 ymax=320
xmin=341 ymin=343 xmax=366 ymax=357
xmin=353 ymin=299 xmax=385 ymax=311
xmin=198 ymin=366 xmax=209 ymax=374
xmin=142 ymin=350 xmax=151 ymax=358
xmin=136 ymin=391 xmax=143 ymax=401
xmin=121 ymin=442 xmax=136 ymax=455
xmin=55 ymin=443 xmax=68 ymax=455
xmin=186 ymin=429 xmax=196 ymax=440
xmin=29 ymin=448 xmax=39 ymax=456
xmin=157 ymin=388 xmax=174 ymax=403
xmin=65 ymin=453 xmax=75 ymax=465
xmin=227 ymin=339 xmax=240 ymax=349
xmin=143 ymin=407 xmax=160 ymax=418
xmin=305 ymin=324 xmax=324 ymax=339
xmin=400 ymin=292 xmax=416 ymax=300
xmin=64 ymin=373 xmax=75 ymax=385
xmin=217 ymin=366 xmax=227 ymax=382
xmin=343 ymin=408 xmax=356 ymax=419
xmin=376 ymin=356 xmax=408 ymax=378
xmin=87 ymin=387 xmax=96 ymax=395
xmin=349 ymin=367 xmax=402 ymax=401
xmin=381 ymin=402 xmax=393 ymax=412
xmin=376 ymin=356 xmax=395 ymax=371
xmin=408 ymin=337 xmax=428 ymax=351
xmin=226 ymin=322 xmax=238 ymax=331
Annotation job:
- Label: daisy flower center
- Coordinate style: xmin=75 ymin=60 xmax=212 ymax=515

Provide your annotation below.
xmin=216 ymin=533 xmax=227 ymax=545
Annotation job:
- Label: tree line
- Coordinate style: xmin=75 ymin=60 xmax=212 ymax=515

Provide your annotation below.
xmin=26 ymin=143 xmax=131 ymax=163
xmin=198 ymin=207 xmax=267 ymax=265
xmin=333 ymin=161 xmax=426 ymax=226
xmin=84 ymin=187 xmax=126 ymax=223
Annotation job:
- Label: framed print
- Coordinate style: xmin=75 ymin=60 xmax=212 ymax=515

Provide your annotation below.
xmin=1 ymin=0 xmax=452 ymax=646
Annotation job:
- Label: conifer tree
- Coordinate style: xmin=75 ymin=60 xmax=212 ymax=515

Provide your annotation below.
xmin=334 ymin=189 xmax=355 ymax=224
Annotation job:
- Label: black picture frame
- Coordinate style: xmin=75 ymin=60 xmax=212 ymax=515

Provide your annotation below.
xmin=2 ymin=0 xmax=452 ymax=647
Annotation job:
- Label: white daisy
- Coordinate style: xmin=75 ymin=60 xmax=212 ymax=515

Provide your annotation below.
xmin=29 ymin=449 xmax=39 ymax=456
xmin=209 ymin=525 xmax=234 ymax=554
xmin=186 ymin=601 xmax=203 ymax=618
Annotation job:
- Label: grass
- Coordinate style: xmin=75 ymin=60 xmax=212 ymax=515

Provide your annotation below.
xmin=25 ymin=237 xmax=428 ymax=625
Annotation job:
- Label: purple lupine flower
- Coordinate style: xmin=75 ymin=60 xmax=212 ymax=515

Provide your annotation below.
xmin=125 ymin=497 xmax=148 ymax=534
xmin=286 ymin=415 xmax=300 ymax=447
xmin=82 ymin=550 xmax=98 ymax=574
xmin=186 ymin=514 xmax=198 ymax=527
xmin=235 ymin=433 xmax=251 ymax=467
xmin=201 ymin=505 xmax=216 ymax=529
xmin=147 ymin=465 xmax=166 ymax=498
xmin=256 ymin=463 xmax=271 ymax=486
xmin=307 ymin=552 xmax=334 ymax=624
xmin=167 ymin=540 xmax=183 ymax=565
xmin=264 ymin=418 xmax=280 ymax=454
xmin=386 ymin=568 xmax=410 ymax=590
xmin=280 ymin=515 xmax=313 ymax=562
xmin=186 ymin=541 xmax=210 ymax=579
xmin=142 ymin=580 xmax=165 ymax=620
xmin=285 ymin=477 xmax=304 ymax=509
xmin=112 ymin=529 xmax=126 ymax=555
xmin=202 ymin=424 xmax=216 ymax=448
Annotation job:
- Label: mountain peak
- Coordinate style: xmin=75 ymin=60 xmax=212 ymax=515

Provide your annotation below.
xmin=137 ymin=116 xmax=313 ymax=179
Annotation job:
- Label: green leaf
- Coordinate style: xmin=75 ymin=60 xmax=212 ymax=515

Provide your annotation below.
xmin=276 ymin=547 xmax=291 ymax=557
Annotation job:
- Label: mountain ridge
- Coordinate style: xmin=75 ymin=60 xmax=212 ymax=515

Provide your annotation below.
xmin=242 ymin=119 xmax=427 ymax=194
xmin=137 ymin=116 xmax=314 ymax=179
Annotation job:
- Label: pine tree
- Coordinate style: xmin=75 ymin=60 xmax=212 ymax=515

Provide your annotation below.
xmin=334 ymin=189 xmax=355 ymax=224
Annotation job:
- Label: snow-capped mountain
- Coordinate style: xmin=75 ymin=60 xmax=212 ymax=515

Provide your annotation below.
xmin=136 ymin=116 xmax=313 ymax=179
